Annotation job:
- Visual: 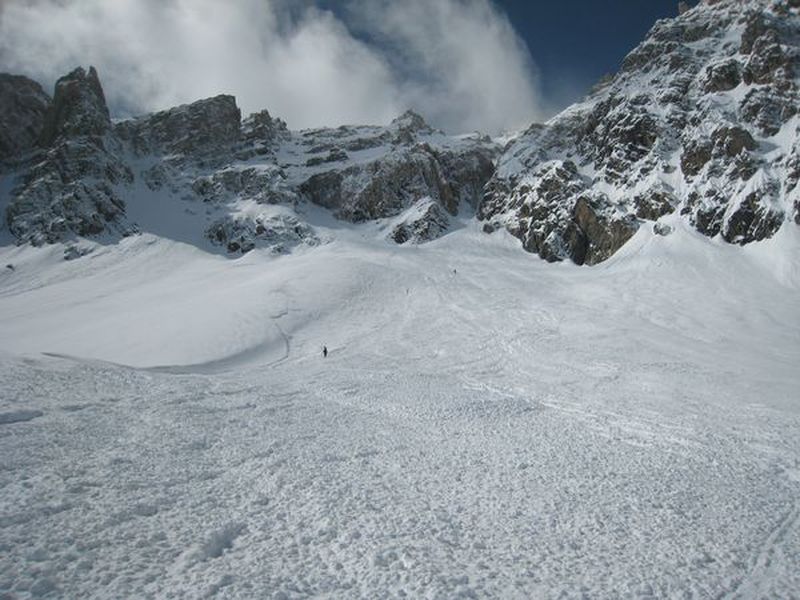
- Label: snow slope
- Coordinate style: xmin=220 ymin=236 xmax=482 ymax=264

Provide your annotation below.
xmin=0 ymin=219 xmax=799 ymax=598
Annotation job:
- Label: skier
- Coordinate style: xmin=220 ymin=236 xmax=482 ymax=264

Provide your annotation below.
xmin=323 ymin=345 xmax=328 ymax=358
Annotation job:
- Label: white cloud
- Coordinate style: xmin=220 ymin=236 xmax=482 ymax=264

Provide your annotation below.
xmin=0 ymin=0 xmax=545 ymax=133
xmin=347 ymin=0 xmax=544 ymax=133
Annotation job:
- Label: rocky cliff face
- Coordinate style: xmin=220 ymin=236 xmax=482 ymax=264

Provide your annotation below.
xmin=115 ymin=94 xmax=242 ymax=161
xmin=38 ymin=66 xmax=110 ymax=146
xmin=0 ymin=75 xmax=50 ymax=164
xmin=4 ymin=67 xmax=134 ymax=246
xmin=479 ymin=0 xmax=800 ymax=264
xmin=0 ymin=68 xmax=497 ymax=255
xmin=1 ymin=0 xmax=797 ymax=263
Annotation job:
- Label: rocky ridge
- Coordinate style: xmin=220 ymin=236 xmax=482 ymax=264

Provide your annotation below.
xmin=0 ymin=74 xmax=50 ymax=163
xmin=0 ymin=0 xmax=798 ymax=263
xmin=4 ymin=67 xmax=135 ymax=246
xmin=480 ymin=0 xmax=800 ymax=264
xmin=0 ymin=70 xmax=497 ymax=256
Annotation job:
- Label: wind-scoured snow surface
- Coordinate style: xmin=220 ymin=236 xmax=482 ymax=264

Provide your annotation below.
xmin=0 ymin=217 xmax=799 ymax=598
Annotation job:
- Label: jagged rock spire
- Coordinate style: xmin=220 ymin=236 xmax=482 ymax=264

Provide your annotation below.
xmin=39 ymin=66 xmax=111 ymax=146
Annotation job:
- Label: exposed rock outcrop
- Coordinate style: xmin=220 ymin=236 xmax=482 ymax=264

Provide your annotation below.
xmin=1 ymin=65 xmax=496 ymax=254
xmin=38 ymin=67 xmax=110 ymax=146
xmin=115 ymin=95 xmax=241 ymax=161
xmin=479 ymin=0 xmax=799 ymax=263
xmin=390 ymin=199 xmax=451 ymax=244
xmin=4 ymin=0 xmax=796 ymax=266
xmin=206 ymin=213 xmax=318 ymax=255
xmin=6 ymin=138 xmax=134 ymax=245
xmin=300 ymin=142 xmax=495 ymax=224
xmin=191 ymin=165 xmax=295 ymax=206
xmin=5 ymin=67 xmax=135 ymax=246
xmin=0 ymin=74 xmax=50 ymax=163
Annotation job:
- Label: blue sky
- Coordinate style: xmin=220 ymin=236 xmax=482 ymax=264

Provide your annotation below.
xmin=313 ymin=0 xmax=699 ymax=111
xmin=494 ymin=0 xmax=699 ymax=107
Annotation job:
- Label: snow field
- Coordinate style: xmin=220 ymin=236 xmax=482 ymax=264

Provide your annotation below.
xmin=0 ymin=219 xmax=799 ymax=598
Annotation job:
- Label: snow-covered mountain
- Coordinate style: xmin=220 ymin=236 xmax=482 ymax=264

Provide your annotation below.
xmin=481 ymin=0 xmax=800 ymax=264
xmin=0 ymin=67 xmax=497 ymax=259
xmin=0 ymin=0 xmax=798 ymax=265
xmin=1 ymin=2 xmax=800 ymax=597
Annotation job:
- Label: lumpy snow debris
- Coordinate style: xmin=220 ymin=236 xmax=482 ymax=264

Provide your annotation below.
xmin=0 ymin=218 xmax=798 ymax=597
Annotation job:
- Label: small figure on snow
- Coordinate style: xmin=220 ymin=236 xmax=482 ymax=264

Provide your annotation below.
xmin=323 ymin=345 xmax=328 ymax=358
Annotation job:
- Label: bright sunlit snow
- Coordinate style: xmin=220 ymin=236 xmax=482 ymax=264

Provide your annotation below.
xmin=1 ymin=214 xmax=798 ymax=598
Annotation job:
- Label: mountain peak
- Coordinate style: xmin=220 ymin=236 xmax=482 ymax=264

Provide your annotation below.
xmin=0 ymin=73 xmax=50 ymax=161
xmin=38 ymin=65 xmax=110 ymax=146
xmin=479 ymin=0 xmax=799 ymax=264
xmin=391 ymin=110 xmax=432 ymax=133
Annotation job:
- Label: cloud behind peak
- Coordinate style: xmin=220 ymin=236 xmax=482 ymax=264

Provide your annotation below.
xmin=0 ymin=0 xmax=545 ymax=133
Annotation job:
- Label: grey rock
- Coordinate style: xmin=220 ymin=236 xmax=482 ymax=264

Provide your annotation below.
xmin=191 ymin=165 xmax=294 ymax=205
xmin=479 ymin=161 xmax=594 ymax=263
xmin=299 ymin=171 xmax=345 ymax=211
xmin=480 ymin=0 xmax=799 ymax=263
xmin=206 ymin=213 xmax=318 ymax=255
xmin=306 ymin=148 xmax=348 ymax=167
xmin=242 ymin=109 xmax=289 ymax=145
xmin=63 ymin=245 xmax=93 ymax=260
xmin=740 ymin=12 xmax=769 ymax=54
xmin=566 ymin=197 xmax=638 ymax=265
xmin=653 ymin=222 xmax=673 ymax=236
xmin=740 ymin=87 xmax=797 ymax=135
xmin=702 ymin=59 xmax=742 ymax=92
xmin=6 ymin=138 xmax=135 ymax=245
xmin=39 ymin=66 xmax=110 ymax=146
xmin=634 ymin=191 xmax=677 ymax=221
xmin=743 ymin=30 xmax=792 ymax=85
xmin=391 ymin=200 xmax=450 ymax=244
xmin=391 ymin=110 xmax=432 ymax=132
xmin=300 ymin=142 xmax=496 ymax=223
xmin=0 ymin=74 xmax=50 ymax=163
xmin=711 ymin=126 xmax=757 ymax=157
xmin=681 ymin=140 xmax=713 ymax=176
xmin=115 ymin=95 xmax=241 ymax=161
xmin=722 ymin=189 xmax=784 ymax=244
xmin=6 ymin=68 xmax=135 ymax=245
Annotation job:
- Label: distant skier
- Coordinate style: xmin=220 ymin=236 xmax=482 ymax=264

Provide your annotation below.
xmin=323 ymin=345 xmax=328 ymax=358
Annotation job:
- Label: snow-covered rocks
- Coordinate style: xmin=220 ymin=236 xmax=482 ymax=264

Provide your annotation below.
xmin=1 ymin=70 xmax=497 ymax=255
xmin=206 ymin=212 xmax=318 ymax=255
xmin=480 ymin=0 xmax=800 ymax=264
xmin=2 ymin=0 xmax=798 ymax=265
xmin=5 ymin=67 xmax=135 ymax=245
xmin=115 ymin=94 xmax=241 ymax=162
xmin=299 ymin=142 xmax=495 ymax=224
xmin=389 ymin=198 xmax=451 ymax=244
xmin=479 ymin=159 xmax=639 ymax=264
xmin=38 ymin=66 xmax=110 ymax=146
xmin=6 ymin=142 xmax=134 ymax=245
xmin=288 ymin=112 xmax=496 ymax=230
xmin=191 ymin=164 xmax=294 ymax=206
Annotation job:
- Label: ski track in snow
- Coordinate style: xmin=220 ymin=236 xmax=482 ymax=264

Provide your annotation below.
xmin=0 ymin=222 xmax=799 ymax=598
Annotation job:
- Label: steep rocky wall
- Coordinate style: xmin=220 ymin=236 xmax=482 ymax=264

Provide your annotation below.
xmin=0 ymin=74 xmax=50 ymax=164
xmin=5 ymin=67 xmax=134 ymax=246
xmin=0 ymin=68 xmax=497 ymax=253
xmin=480 ymin=0 xmax=799 ymax=264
